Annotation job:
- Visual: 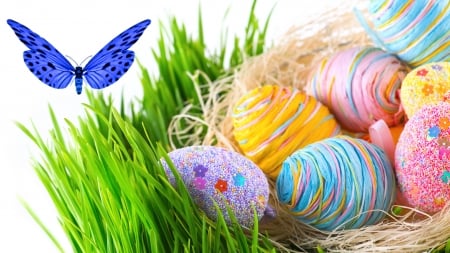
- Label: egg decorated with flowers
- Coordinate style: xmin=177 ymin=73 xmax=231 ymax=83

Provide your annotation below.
xmin=395 ymin=102 xmax=450 ymax=213
xmin=161 ymin=145 xmax=271 ymax=227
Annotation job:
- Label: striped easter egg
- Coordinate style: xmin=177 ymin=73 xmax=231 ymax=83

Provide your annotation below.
xmin=276 ymin=136 xmax=396 ymax=231
xmin=356 ymin=0 xmax=449 ymax=67
xmin=232 ymin=85 xmax=340 ymax=179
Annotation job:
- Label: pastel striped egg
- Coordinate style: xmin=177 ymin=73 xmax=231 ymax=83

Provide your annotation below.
xmin=307 ymin=47 xmax=408 ymax=133
xmin=276 ymin=136 xmax=396 ymax=231
xmin=232 ymin=85 xmax=340 ymax=179
xmin=356 ymin=0 xmax=449 ymax=67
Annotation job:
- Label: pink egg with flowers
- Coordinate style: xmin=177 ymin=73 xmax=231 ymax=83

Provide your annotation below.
xmin=395 ymin=102 xmax=450 ymax=213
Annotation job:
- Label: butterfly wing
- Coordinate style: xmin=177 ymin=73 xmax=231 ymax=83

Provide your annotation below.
xmin=7 ymin=19 xmax=75 ymax=89
xmin=23 ymin=50 xmax=74 ymax=88
xmin=83 ymin=19 xmax=151 ymax=89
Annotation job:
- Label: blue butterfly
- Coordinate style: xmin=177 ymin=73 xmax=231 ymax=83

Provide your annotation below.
xmin=7 ymin=19 xmax=151 ymax=94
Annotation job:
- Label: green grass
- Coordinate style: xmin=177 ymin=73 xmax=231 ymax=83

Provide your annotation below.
xmin=18 ymin=1 xmax=277 ymax=252
xmin=18 ymin=106 xmax=276 ymax=252
xmin=89 ymin=0 xmax=273 ymax=151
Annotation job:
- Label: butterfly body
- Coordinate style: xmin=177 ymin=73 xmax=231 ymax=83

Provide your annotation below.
xmin=8 ymin=19 xmax=151 ymax=94
xmin=74 ymin=67 xmax=83 ymax=95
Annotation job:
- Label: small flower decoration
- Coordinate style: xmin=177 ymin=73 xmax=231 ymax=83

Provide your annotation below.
xmin=416 ymin=68 xmax=428 ymax=76
xmin=439 ymin=117 xmax=450 ymax=130
xmin=441 ymin=170 xmax=450 ymax=184
xmin=215 ymin=179 xmax=228 ymax=193
xmin=421 ymin=84 xmax=434 ymax=96
xmin=431 ymin=64 xmax=443 ymax=71
xmin=233 ymin=173 xmax=246 ymax=187
xmin=435 ymin=84 xmax=447 ymax=97
xmin=438 ymin=137 xmax=450 ymax=147
xmin=193 ymin=164 xmax=208 ymax=177
xmin=193 ymin=177 xmax=207 ymax=190
xmin=427 ymin=125 xmax=440 ymax=140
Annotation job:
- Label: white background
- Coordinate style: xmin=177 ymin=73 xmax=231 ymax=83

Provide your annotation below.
xmin=0 ymin=0 xmax=351 ymax=252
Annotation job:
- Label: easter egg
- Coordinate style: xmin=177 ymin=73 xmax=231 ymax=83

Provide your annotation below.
xmin=395 ymin=102 xmax=450 ymax=213
xmin=232 ymin=85 xmax=340 ymax=179
xmin=276 ymin=136 xmax=396 ymax=231
xmin=356 ymin=0 xmax=449 ymax=67
xmin=307 ymin=47 xmax=408 ymax=133
xmin=161 ymin=145 xmax=270 ymax=227
xmin=400 ymin=62 xmax=450 ymax=119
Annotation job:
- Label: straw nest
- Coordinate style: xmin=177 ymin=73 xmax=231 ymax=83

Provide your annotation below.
xmin=167 ymin=3 xmax=450 ymax=253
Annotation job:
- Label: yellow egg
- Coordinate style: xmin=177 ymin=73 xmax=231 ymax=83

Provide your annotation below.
xmin=232 ymin=85 xmax=340 ymax=179
xmin=401 ymin=62 xmax=450 ymax=118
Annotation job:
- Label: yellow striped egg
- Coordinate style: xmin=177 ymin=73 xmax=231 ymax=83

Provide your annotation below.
xmin=232 ymin=85 xmax=341 ymax=179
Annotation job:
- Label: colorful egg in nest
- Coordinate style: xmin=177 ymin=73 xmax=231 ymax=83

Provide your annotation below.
xmin=356 ymin=0 xmax=449 ymax=67
xmin=161 ymin=145 xmax=270 ymax=227
xmin=276 ymin=136 xmax=396 ymax=231
xmin=400 ymin=62 xmax=450 ymax=119
xmin=307 ymin=47 xmax=408 ymax=133
xmin=395 ymin=102 xmax=450 ymax=213
xmin=232 ymin=85 xmax=341 ymax=179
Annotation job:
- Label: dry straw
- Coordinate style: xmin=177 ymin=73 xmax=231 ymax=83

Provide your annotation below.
xmin=168 ymin=3 xmax=450 ymax=252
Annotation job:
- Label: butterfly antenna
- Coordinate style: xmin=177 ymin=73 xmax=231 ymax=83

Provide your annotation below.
xmin=65 ymin=55 xmax=80 ymax=66
xmin=79 ymin=55 xmax=93 ymax=66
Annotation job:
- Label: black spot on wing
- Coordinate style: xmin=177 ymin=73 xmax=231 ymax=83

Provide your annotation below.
xmin=107 ymin=44 xmax=115 ymax=51
xmin=102 ymin=62 xmax=111 ymax=69
xmin=42 ymin=43 xmax=52 ymax=51
xmin=127 ymin=39 xmax=138 ymax=47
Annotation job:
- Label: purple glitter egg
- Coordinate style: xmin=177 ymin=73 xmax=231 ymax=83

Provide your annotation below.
xmin=161 ymin=146 xmax=270 ymax=227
